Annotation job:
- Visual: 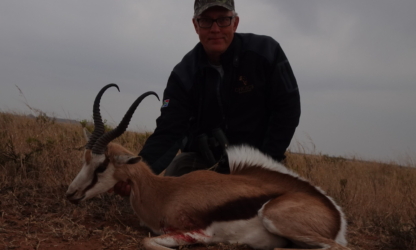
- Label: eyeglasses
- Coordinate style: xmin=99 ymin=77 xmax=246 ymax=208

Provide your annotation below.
xmin=196 ymin=16 xmax=235 ymax=28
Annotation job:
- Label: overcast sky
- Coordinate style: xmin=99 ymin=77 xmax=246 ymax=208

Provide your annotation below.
xmin=1 ymin=0 xmax=415 ymax=165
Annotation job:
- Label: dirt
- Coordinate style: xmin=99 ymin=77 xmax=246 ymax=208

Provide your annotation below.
xmin=0 ymin=190 xmax=384 ymax=250
xmin=0 ymin=190 xmax=257 ymax=250
xmin=0 ymin=191 xmax=144 ymax=250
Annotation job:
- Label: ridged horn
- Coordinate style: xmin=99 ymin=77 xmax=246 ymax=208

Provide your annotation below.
xmin=92 ymin=91 xmax=160 ymax=155
xmin=85 ymin=83 xmax=120 ymax=150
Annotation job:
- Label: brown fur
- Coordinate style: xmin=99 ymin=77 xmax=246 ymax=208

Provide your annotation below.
xmin=84 ymin=149 xmax=92 ymax=164
xmin=88 ymin=142 xmax=348 ymax=249
xmin=107 ymin=143 xmax=340 ymax=237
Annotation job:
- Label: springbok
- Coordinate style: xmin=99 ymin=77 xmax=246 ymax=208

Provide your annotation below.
xmin=66 ymin=84 xmax=349 ymax=250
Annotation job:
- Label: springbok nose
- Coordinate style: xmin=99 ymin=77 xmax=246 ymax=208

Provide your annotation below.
xmin=66 ymin=190 xmax=76 ymax=200
xmin=66 ymin=191 xmax=84 ymax=204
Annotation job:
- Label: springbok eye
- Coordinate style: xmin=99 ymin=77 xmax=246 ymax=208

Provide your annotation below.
xmin=96 ymin=163 xmax=107 ymax=173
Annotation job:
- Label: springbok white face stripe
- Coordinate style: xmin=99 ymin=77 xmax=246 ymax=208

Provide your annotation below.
xmin=83 ymin=163 xmax=117 ymax=200
xmin=66 ymin=154 xmax=103 ymax=198
xmin=67 ymin=154 xmax=118 ymax=201
xmin=69 ymin=162 xmax=94 ymax=191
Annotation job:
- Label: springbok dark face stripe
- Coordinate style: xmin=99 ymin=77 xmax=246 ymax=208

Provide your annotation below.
xmin=83 ymin=157 xmax=110 ymax=194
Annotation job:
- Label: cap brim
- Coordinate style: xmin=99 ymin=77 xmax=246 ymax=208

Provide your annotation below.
xmin=195 ymin=3 xmax=233 ymax=16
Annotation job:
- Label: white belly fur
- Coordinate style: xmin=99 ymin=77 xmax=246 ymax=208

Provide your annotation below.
xmin=203 ymin=216 xmax=288 ymax=249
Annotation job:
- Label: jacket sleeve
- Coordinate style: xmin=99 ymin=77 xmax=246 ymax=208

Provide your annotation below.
xmin=261 ymin=44 xmax=301 ymax=162
xmin=139 ymin=71 xmax=192 ymax=174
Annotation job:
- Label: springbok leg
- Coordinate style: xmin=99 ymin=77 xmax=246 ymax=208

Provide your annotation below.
xmin=142 ymin=230 xmax=210 ymax=250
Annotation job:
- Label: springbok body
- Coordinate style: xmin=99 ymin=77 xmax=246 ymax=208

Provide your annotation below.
xmin=66 ymin=84 xmax=349 ymax=250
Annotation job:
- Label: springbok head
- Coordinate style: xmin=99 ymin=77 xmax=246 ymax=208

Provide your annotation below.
xmin=66 ymin=84 xmax=159 ymax=203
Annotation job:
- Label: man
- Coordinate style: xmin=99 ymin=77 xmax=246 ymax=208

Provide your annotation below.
xmin=115 ymin=0 xmax=300 ymax=194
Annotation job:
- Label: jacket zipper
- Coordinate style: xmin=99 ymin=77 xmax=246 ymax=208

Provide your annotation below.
xmin=215 ymin=72 xmax=228 ymax=130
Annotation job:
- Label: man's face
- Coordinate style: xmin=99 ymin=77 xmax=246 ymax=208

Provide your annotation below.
xmin=193 ymin=6 xmax=239 ymax=60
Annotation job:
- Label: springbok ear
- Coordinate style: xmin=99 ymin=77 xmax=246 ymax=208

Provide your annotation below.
xmin=83 ymin=128 xmax=92 ymax=141
xmin=126 ymin=156 xmax=142 ymax=165
xmin=116 ymin=155 xmax=142 ymax=165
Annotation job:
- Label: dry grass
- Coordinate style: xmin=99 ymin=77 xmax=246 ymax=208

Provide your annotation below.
xmin=286 ymin=154 xmax=416 ymax=249
xmin=0 ymin=111 xmax=415 ymax=250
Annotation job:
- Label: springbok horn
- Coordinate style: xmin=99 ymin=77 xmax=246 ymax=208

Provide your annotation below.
xmin=85 ymin=83 xmax=120 ymax=150
xmin=91 ymin=91 xmax=159 ymax=155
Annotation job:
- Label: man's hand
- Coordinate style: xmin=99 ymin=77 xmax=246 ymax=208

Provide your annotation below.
xmin=111 ymin=181 xmax=131 ymax=197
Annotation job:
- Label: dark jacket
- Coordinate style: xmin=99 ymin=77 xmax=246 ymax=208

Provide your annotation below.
xmin=140 ymin=33 xmax=301 ymax=174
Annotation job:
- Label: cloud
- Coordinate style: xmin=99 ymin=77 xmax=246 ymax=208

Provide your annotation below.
xmin=0 ymin=0 xmax=415 ymax=163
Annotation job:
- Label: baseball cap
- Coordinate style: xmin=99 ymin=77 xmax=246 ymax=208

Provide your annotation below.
xmin=194 ymin=0 xmax=235 ymax=17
